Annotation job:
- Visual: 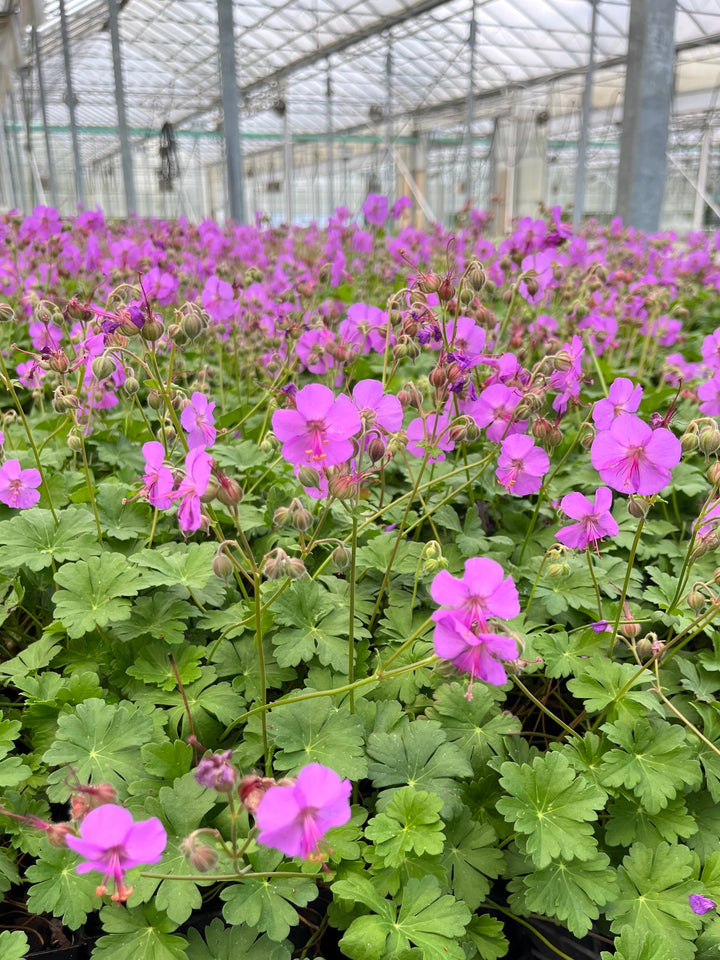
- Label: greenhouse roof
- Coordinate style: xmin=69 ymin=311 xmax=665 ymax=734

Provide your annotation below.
xmin=12 ymin=0 xmax=720 ymax=163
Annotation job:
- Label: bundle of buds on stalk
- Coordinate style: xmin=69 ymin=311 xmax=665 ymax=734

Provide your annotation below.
xmin=422 ymin=540 xmax=448 ymax=575
xmin=274 ymin=497 xmax=313 ymax=532
xmin=546 ymin=546 xmax=571 ymax=579
xmin=263 ymin=547 xmax=306 ymax=580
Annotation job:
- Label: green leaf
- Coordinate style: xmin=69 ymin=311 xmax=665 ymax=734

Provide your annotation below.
xmin=463 ymin=915 xmax=508 ymax=960
xmin=92 ymin=904 xmax=188 ymax=960
xmin=605 ymin=794 xmax=698 ymax=847
xmin=443 ymin=818 xmax=503 ymax=910
xmin=220 ymin=871 xmax=318 ymax=941
xmin=606 ymin=842 xmax=701 ymax=960
xmin=336 ymin=875 xmax=471 ymax=960
xmin=365 ymin=788 xmax=445 ymax=867
xmin=112 ymin=593 xmax=195 ymax=645
xmin=186 ymin=918 xmax=292 ymax=960
xmin=43 ymin=698 xmax=159 ymax=801
xmin=25 ymin=842 xmax=99 ymax=929
xmin=53 ymin=553 xmax=143 ymax=637
xmin=0 ymin=930 xmax=29 ymax=960
xmin=509 ymin=853 xmax=618 ymax=939
xmin=599 ymin=719 xmax=702 ymax=813
xmin=269 ymin=697 xmax=367 ymax=780
xmin=0 ymin=507 xmax=102 ymax=572
xmin=533 ymin=628 xmax=606 ymax=678
xmin=0 ymin=633 xmax=61 ymax=677
xmin=367 ymin=719 xmax=473 ymax=818
xmin=496 ymin=752 xmax=607 ymax=868
xmin=426 ymin=682 xmax=520 ymax=773
xmin=130 ymin=542 xmax=219 ymax=597
xmin=96 ymin=481 xmax=152 ymax=540
xmin=126 ymin=642 xmax=204 ymax=689
xmin=601 ymin=925 xmax=678 ymax=960
xmin=567 ymin=657 xmax=659 ymax=722
xmin=0 ymin=712 xmax=31 ymax=788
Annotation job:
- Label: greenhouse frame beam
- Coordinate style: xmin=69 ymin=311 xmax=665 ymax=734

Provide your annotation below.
xmin=217 ymin=0 xmax=245 ymax=223
xmin=33 ymin=26 xmax=58 ymax=208
xmin=107 ymin=0 xmax=136 ymax=216
xmin=58 ymin=0 xmax=85 ymax=209
xmin=573 ymin=0 xmax=598 ymax=226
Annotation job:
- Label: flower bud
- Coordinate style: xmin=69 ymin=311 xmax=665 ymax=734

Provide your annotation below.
xmin=194 ymin=750 xmax=236 ymax=792
xmin=273 ymin=506 xmax=291 ymax=528
xmin=554 ymin=351 xmax=573 ymax=372
xmin=46 ymin=822 xmax=74 ymax=848
xmin=438 ymin=279 xmax=455 ymax=302
xmin=429 ymin=366 xmax=447 ymax=388
xmin=687 ymin=589 xmax=706 ymax=613
xmin=181 ymin=313 xmax=204 ymax=340
xmin=467 ymin=262 xmax=486 ymax=291
xmin=141 ymin=318 xmax=164 ymax=341
xmin=238 ymin=775 xmax=277 ymax=816
xmin=547 ymin=562 xmax=570 ymax=578
xmin=635 ymin=636 xmax=654 ymax=659
xmin=681 ymin=431 xmax=698 ymax=454
xmin=331 ymin=544 xmax=351 ymax=569
xmin=199 ymin=477 xmax=219 ymax=503
xmin=619 ymin=619 xmax=641 ymax=640
xmin=418 ymin=275 xmax=440 ymax=295
xmin=67 ymin=429 xmax=83 ymax=453
xmin=285 ymin=557 xmax=307 ymax=579
xmin=328 ymin=474 xmax=358 ymax=500
xmin=179 ymin=839 xmax=219 ymax=873
xmin=92 ymin=355 xmax=116 ymax=381
xmin=212 ymin=551 xmax=234 ymax=580
xmin=367 ymin=437 xmax=387 ymax=462
xmin=123 ymin=376 xmax=140 ymax=396
xmin=216 ymin=475 xmax=243 ymax=507
xmin=708 ymin=461 xmax=720 ymax=486
xmin=699 ymin=427 xmax=720 ymax=456
xmin=627 ymin=496 xmax=649 ymax=519
xmin=297 ymin=465 xmax=321 ymax=489
xmin=259 ymin=432 xmax=279 ymax=454
xmin=147 ymin=390 xmax=163 ymax=411
xmin=458 ymin=287 xmax=474 ymax=305
xmin=293 ymin=507 xmax=313 ymax=532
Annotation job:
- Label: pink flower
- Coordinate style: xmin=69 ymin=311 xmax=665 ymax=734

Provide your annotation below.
xmin=201 ymin=275 xmax=236 ymax=321
xmin=592 ymin=378 xmax=643 ymax=431
xmin=172 ymin=447 xmax=212 ymax=532
xmin=698 ymin=373 xmax=720 ymax=416
xmin=352 ymin=379 xmax=403 ymax=434
xmin=432 ymin=613 xmax=518 ymax=688
xmin=590 ymin=414 xmax=681 ymax=495
xmin=141 ymin=441 xmax=174 ymax=509
xmin=689 ymin=894 xmax=717 ymax=915
xmin=556 ymin=487 xmax=618 ymax=551
xmin=361 ymin=193 xmax=388 ymax=227
xmin=272 ymin=384 xmax=361 ymax=469
xmin=406 ymin=413 xmax=454 ymax=463
xmin=431 ymin=558 xmax=520 ymax=628
xmin=256 ymin=763 xmax=351 ymax=860
xmin=295 ymin=328 xmax=335 ymax=375
xmin=0 ymin=459 xmax=42 ymax=509
xmin=495 ymin=434 xmax=549 ymax=496
xmin=469 ymin=384 xmax=527 ymax=442
xmin=65 ymin=803 xmax=166 ymax=902
xmin=181 ymin=392 xmax=217 ymax=449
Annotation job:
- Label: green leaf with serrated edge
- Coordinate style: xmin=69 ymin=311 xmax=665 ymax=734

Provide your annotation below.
xmin=367 ymin=719 xmax=473 ymax=818
xmin=126 ymin=642 xmax=204 ymax=689
xmin=129 ymin=775 xmax=218 ymax=925
xmin=25 ymin=842 xmax=98 ymax=929
xmin=442 ymin=817 xmax=503 ymax=911
xmin=606 ymin=842 xmax=701 ymax=960
xmin=140 ymin=740 xmax=193 ymax=780
xmin=365 ymin=788 xmax=445 ymax=867
xmin=533 ymin=628 xmax=606 ymax=678
xmin=336 ymin=876 xmax=471 ymax=960
xmin=599 ymin=718 xmax=702 ymax=813
xmin=112 ymin=593 xmax=195 ymax=645
xmin=605 ymin=794 xmax=698 ymax=847
xmin=53 ymin=553 xmax=143 ymax=637
xmin=701 ymin=851 xmax=720 ymax=902
xmin=268 ymin=697 xmax=367 ymax=780
xmin=220 ymin=866 xmax=317 ymax=941
xmin=186 ymin=918 xmax=292 ymax=960
xmin=0 ymin=507 xmax=101 ymax=572
xmin=95 ymin=481 xmax=151 ymax=541
xmin=0 ymin=713 xmax=30 ymax=786
xmin=600 ymin=925 xmax=677 ymax=960
xmin=689 ymin=702 xmax=720 ymax=801
xmin=686 ymin=791 xmax=720 ymax=860
xmin=129 ymin=542 xmax=220 ymax=596
xmin=566 ymin=657 xmax=659 ymax=721
xmin=463 ymin=914 xmax=508 ymax=960
xmin=92 ymin=904 xmax=188 ymax=960
xmin=509 ymin=853 xmax=618 ymax=939
xmin=496 ymin=752 xmax=606 ymax=868
xmin=0 ymin=930 xmax=29 ymax=960
xmin=0 ymin=633 xmax=60 ymax=677
xmin=426 ymin=682 xmax=520 ymax=772
xmin=0 ymin=847 xmax=19 ymax=893
xmin=675 ymin=657 xmax=720 ymax=703
xmin=43 ymin=698 xmax=158 ymax=801
xmin=552 ymin=732 xmax=607 ymax=788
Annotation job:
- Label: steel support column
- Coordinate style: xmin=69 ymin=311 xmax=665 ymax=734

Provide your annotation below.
xmin=33 ymin=27 xmax=58 ymax=208
xmin=283 ymin=106 xmax=293 ymax=223
xmin=0 ymin=113 xmax=16 ymax=210
xmin=464 ymin=0 xmax=477 ymax=206
xmin=8 ymin=92 xmax=27 ymax=211
xmin=573 ymin=0 xmax=598 ymax=227
xmin=326 ymin=62 xmax=335 ymax=217
xmin=58 ymin=0 xmax=85 ymax=208
xmin=385 ymin=36 xmax=394 ymax=200
xmin=107 ymin=0 xmax=136 ymax=216
xmin=615 ymin=0 xmax=676 ymax=231
xmin=216 ymin=0 xmax=245 ymax=223
xmin=693 ymin=123 xmax=712 ymax=231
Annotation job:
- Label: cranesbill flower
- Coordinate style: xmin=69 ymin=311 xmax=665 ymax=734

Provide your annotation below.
xmin=406 ymin=413 xmax=454 ymax=463
xmin=256 ymin=763 xmax=351 ymax=860
xmin=698 ymin=373 xmax=720 ymax=416
xmin=142 ymin=441 xmax=174 ymax=509
xmin=590 ymin=414 xmax=681 ymax=495
xmin=180 ymin=392 xmax=217 ymax=449
xmin=352 ymin=379 xmax=403 ymax=434
xmin=592 ymin=378 xmax=643 ymax=431
xmin=469 ymin=383 xmax=527 ymax=442
xmin=362 ymin=193 xmax=388 ymax=228
xmin=556 ymin=487 xmax=618 ymax=552
xmin=172 ymin=447 xmax=212 ymax=532
xmin=432 ymin=613 xmax=518 ymax=689
xmin=496 ymin=434 xmax=549 ymax=496
xmin=65 ymin=804 xmax=166 ymax=902
xmin=272 ymin=384 xmax=361 ymax=469
xmin=431 ymin=557 xmax=520 ymax=628
xmin=0 ymin=459 xmax=42 ymax=509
